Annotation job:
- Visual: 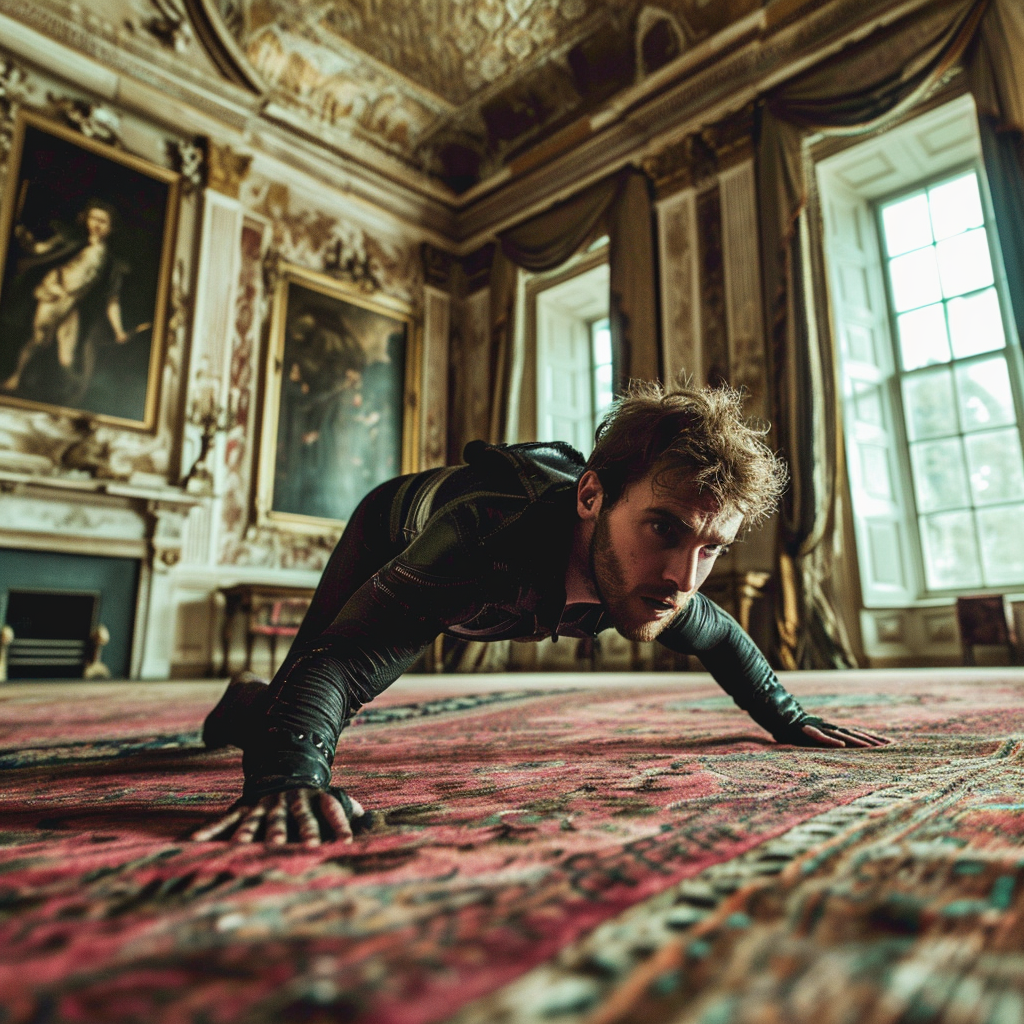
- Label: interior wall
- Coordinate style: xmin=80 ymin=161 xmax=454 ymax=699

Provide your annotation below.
xmin=0 ymin=4 xmax=438 ymax=679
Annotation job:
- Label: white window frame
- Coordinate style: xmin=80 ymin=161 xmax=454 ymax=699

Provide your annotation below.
xmin=817 ymin=92 xmax=1024 ymax=610
xmin=873 ymin=164 xmax=1024 ymax=598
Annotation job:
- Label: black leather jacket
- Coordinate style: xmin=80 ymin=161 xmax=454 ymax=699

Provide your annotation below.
xmin=243 ymin=441 xmax=811 ymax=798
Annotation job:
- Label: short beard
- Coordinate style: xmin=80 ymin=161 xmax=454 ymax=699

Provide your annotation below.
xmin=589 ymin=511 xmax=678 ymax=643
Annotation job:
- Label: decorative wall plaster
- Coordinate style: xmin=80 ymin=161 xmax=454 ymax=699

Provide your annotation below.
xmin=217 ymin=219 xmax=339 ymax=572
xmin=656 ymin=187 xmax=701 ymax=384
xmin=696 ymin=182 xmax=728 ymax=387
xmin=719 ymin=159 xmax=766 ymax=418
xmin=217 ymin=221 xmax=262 ymax=564
xmin=422 ymin=285 xmax=450 ymax=469
xmin=0 ymin=492 xmax=147 ymax=539
xmin=245 ymin=178 xmax=419 ymax=304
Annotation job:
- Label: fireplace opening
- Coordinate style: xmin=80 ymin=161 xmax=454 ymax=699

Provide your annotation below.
xmin=5 ymin=590 xmax=99 ymax=679
xmin=0 ymin=548 xmax=140 ymax=679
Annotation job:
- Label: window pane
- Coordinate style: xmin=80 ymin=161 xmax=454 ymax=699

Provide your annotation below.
xmin=947 ymin=288 xmax=1006 ymax=359
xmin=888 ymin=247 xmax=942 ymax=312
xmin=592 ymin=321 xmax=612 ymax=365
xmin=881 ymin=193 xmax=932 ymax=256
xmin=928 ymin=173 xmax=984 ymax=241
xmin=896 ymin=303 xmax=950 ymax=370
xmin=909 ymin=438 xmax=969 ymax=512
xmin=936 ymin=228 xmax=994 ymax=298
xmin=964 ymin=429 xmax=1024 ymax=505
xmin=977 ymin=505 xmax=1024 ymax=586
xmin=920 ymin=511 xmax=982 ymax=589
xmin=852 ymin=382 xmax=884 ymax=426
xmin=903 ymin=367 xmax=957 ymax=440
xmin=954 ymin=356 xmax=1017 ymax=432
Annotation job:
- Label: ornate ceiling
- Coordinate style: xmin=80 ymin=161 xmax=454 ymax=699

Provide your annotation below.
xmin=214 ymin=0 xmax=760 ymax=193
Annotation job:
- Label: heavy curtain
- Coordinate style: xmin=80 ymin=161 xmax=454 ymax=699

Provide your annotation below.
xmin=968 ymin=0 xmax=1024 ymax=348
xmin=479 ymin=166 xmax=659 ymax=446
xmin=756 ymin=0 xmax=990 ymax=669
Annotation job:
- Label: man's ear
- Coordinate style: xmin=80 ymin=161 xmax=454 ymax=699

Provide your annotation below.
xmin=576 ymin=470 xmax=604 ymax=521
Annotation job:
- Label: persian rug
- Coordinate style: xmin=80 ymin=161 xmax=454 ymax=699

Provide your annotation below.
xmin=0 ymin=669 xmax=1022 ymax=1024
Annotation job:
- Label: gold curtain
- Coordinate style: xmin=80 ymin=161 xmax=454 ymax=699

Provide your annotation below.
xmin=757 ymin=0 xmax=988 ymax=669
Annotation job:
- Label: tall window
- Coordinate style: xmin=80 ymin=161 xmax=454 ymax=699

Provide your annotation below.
xmin=878 ymin=170 xmax=1024 ymax=590
xmin=590 ymin=316 xmax=614 ymax=430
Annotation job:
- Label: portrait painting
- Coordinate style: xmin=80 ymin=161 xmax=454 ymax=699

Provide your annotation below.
xmin=0 ymin=110 xmax=180 ymax=428
xmin=257 ymin=265 xmax=419 ymax=530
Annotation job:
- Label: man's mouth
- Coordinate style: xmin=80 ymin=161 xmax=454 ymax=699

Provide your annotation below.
xmin=641 ymin=596 xmax=678 ymax=616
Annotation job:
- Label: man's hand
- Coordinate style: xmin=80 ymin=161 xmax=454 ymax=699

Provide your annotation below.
xmin=800 ymin=722 xmax=890 ymax=748
xmin=191 ymin=788 xmax=364 ymax=846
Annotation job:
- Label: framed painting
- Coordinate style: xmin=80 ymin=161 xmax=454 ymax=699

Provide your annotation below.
xmin=256 ymin=264 xmax=420 ymax=532
xmin=0 ymin=110 xmax=180 ymax=429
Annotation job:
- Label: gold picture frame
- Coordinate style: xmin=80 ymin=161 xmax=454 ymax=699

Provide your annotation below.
xmin=0 ymin=110 xmax=181 ymax=430
xmin=255 ymin=264 xmax=420 ymax=533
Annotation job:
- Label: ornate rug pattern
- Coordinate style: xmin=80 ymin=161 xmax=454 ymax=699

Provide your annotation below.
xmin=1 ymin=671 xmax=1022 ymax=1024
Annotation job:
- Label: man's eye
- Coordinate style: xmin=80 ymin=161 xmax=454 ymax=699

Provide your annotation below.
xmin=702 ymin=545 xmax=730 ymax=559
xmin=651 ymin=521 xmax=673 ymax=537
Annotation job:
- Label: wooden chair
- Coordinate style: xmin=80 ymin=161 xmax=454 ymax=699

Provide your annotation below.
xmin=955 ymin=595 xmax=1018 ymax=665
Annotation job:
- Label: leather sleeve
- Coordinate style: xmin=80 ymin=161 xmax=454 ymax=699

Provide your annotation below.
xmin=242 ymin=506 xmax=492 ymax=800
xmin=656 ymin=593 xmax=810 ymax=742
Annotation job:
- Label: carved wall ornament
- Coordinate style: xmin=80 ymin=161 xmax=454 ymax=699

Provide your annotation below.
xmin=0 ymin=54 xmax=28 ymax=164
xmin=207 ymin=142 xmax=252 ymax=198
xmin=167 ymin=136 xmax=207 ymax=193
xmin=45 ymin=96 xmax=123 ymax=147
xmin=644 ymin=108 xmax=755 ymax=197
xmin=59 ymin=416 xmax=120 ymax=479
xmin=421 ymin=243 xmax=456 ymax=291
xmin=323 ymin=234 xmax=381 ymax=293
xmin=141 ymin=0 xmax=194 ymax=52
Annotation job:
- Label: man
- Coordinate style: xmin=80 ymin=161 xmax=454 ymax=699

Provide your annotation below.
xmin=1 ymin=200 xmax=129 ymax=405
xmin=195 ymin=381 xmax=886 ymax=847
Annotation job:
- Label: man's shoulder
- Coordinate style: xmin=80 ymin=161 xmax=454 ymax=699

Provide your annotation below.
xmin=397 ymin=441 xmax=583 ymax=575
xmin=461 ymin=440 xmax=586 ymax=499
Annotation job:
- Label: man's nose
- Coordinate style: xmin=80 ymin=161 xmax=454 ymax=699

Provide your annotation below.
xmin=665 ymin=545 xmax=701 ymax=594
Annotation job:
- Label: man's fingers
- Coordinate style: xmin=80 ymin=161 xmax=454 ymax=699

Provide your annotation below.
xmin=319 ymin=791 xmax=355 ymax=843
xmin=234 ymin=798 xmax=271 ymax=843
xmin=840 ymin=727 xmax=889 ymax=746
xmin=801 ymin=724 xmax=845 ymax=747
xmin=290 ymin=788 xmax=322 ymax=847
xmin=266 ymin=792 xmax=290 ymax=845
xmin=190 ymin=806 xmax=245 ymax=841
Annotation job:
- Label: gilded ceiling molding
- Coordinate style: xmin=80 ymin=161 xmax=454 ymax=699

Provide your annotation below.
xmin=207 ymin=141 xmax=252 ymax=198
xmin=179 ymin=0 xmax=264 ymax=93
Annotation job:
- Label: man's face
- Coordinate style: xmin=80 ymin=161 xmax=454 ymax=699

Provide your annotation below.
xmin=86 ymin=208 xmax=112 ymax=241
xmin=583 ymin=471 xmax=742 ymax=642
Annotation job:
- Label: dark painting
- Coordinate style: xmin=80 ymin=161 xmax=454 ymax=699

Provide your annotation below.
xmin=270 ymin=278 xmax=408 ymax=524
xmin=0 ymin=113 xmax=178 ymax=427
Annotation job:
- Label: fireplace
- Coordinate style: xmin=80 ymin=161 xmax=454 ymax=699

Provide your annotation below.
xmin=0 ymin=549 xmax=140 ymax=679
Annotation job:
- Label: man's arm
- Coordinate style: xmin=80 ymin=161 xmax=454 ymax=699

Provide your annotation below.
xmin=194 ymin=504 xmax=490 ymax=844
xmin=657 ymin=593 xmax=887 ymax=747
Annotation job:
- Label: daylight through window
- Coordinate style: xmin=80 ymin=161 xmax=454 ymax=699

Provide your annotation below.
xmin=878 ymin=171 xmax=1024 ymax=590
